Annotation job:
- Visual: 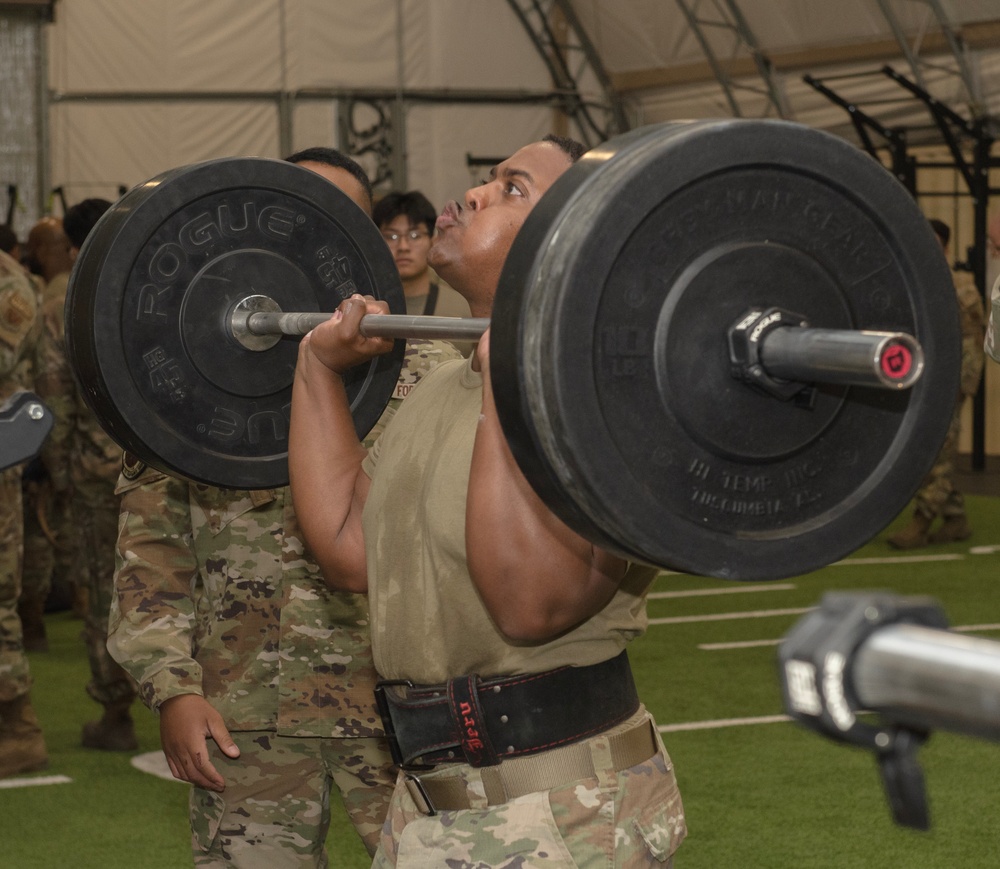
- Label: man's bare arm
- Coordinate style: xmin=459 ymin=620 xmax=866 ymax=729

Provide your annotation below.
xmin=465 ymin=329 xmax=627 ymax=641
xmin=289 ymin=295 xmax=393 ymax=592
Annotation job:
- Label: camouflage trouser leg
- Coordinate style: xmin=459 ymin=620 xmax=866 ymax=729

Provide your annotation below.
xmin=373 ymin=710 xmax=687 ymax=869
xmin=20 ymin=483 xmax=53 ymax=613
xmin=913 ymin=399 xmax=963 ymax=521
xmin=51 ymin=493 xmax=84 ymax=602
xmin=0 ymin=466 xmax=31 ymax=702
xmin=77 ymin=480 xmax=136 ymax=706
xmin=190 ymin=732 xmax=396 ymax=868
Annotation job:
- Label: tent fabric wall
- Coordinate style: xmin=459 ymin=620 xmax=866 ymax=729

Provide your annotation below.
xmin=45 ymin=0 xmax=555 ymax=210
xmin=49 ymin=101 xmax=280 ymax=203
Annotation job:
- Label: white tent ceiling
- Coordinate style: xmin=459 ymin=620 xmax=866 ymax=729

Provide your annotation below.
xmin=570 ymin=0 xmax=1000 ymax=145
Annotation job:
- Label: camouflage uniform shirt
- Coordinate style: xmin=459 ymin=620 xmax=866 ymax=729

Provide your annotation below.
xmin=108 ymin=339 xmax=463 ymax=736
xmin=955 ymin=272 xmax=985 ymax=397
xmin=33 ymin=273 xmax=122 ymax=492
xmin=0 ymin=250 xmax=39 ymax=404
xmin=0 ymin=249 xmax=41 ymax=700
xmin=986 ymin=273 xmax=1000 ymax=364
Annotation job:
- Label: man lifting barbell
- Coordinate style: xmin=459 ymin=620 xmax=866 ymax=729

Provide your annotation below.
xmin=289 ymin=134 xmax=689 ymax=867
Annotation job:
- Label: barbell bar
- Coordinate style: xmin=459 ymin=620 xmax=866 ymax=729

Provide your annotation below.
xmin=229 ymin=295 xmax=925 ymax=391
xmin=780 ymin=592 xmax=1000 ymax=829
xmin=64 ymin=118 xmax=963 ymax=579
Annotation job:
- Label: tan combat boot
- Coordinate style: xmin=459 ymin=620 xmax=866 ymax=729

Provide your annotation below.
xmin=929 ymin=515 xmax=973 ymax=544
xmin=887 ymin=512 xmax=933 ymax=550
xmin=81 ymin=698 xmax=138 ymax=751
xmin=0 ymin=693 xmax=49 ymax=778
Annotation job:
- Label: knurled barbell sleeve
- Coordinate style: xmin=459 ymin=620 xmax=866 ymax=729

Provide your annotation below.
xmin=852 ymin=624 xmax=1000 ymax=742
xmin=759 ymin=327 xmax=923 ymax=389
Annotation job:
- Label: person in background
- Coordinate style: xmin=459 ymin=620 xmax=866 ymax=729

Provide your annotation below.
xmin=374 ymin=190 xmax=474 ymax=355
xmin=889 ymin=217 xmax=985 ymax=548
xmin=33 ymin=197 xmax=141 ymax=749
xmin=108 ymin=147 xmax=463 ymax=866
xmin=0 ymin=227 xmax=47 ymax=778
xmin=23 ymin=217 xmax=73 ymax=302
xmin=985 ymin=210 xmax=999 ymax=364
xmin=20 ymin=215 xmax=83 ymax=650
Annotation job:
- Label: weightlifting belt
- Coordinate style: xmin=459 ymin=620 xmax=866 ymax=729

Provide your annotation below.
xmin=374 ymin=650 xmax=639 ymax=769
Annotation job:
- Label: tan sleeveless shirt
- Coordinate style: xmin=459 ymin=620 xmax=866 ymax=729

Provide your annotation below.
xmin=362 ymin=356 xmax=656 ymax=685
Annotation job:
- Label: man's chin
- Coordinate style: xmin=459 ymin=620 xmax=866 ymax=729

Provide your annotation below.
xmin=426 ymin=247 xmax=450 ymax=277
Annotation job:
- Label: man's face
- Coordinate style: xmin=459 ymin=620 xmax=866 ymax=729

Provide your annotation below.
xmin=428 ymin=141 xmax=573 ymax=308
xmin=295 ymin=160 xmax=371 ymax=217
xmin=380 ymin=214 xmax=432 ymax=283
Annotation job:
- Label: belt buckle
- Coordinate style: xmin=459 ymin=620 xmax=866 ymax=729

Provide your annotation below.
xmin=403 ymin=770 xmax=438 ymax=816
xmin=374 ymin=679 xmax=414 ymax=768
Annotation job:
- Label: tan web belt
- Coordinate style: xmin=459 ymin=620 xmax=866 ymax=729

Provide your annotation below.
xmin=403 ymin=716 xmax=657 ymax=815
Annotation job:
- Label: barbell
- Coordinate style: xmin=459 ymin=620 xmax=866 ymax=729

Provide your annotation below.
xmin=780 ymin=592 xmax=1000 ymax=829
xmin=64 ymin=119 xmax=961 ymax=580
xmin=228 ymin=299 xmax=924 ymax=392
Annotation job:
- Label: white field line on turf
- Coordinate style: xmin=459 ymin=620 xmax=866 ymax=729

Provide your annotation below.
xmin=699 ymin=638 xmax=785 ymax=649
xmin=658 ymin=714 xmax=790 ymax=732
xmin=648 ymin=583 xmax=795 ymax=599
xmin=0 ymin=774 xmax=72 ymax=789
xmin=835 ymin=553 xmax=964 ymax=566
xmin=648 ymin=606 xmax=813 ymax=625
xmin=698 ymin=623 xmax=1000 ymax=650
xmin=656 ymin=548 xmax=998 ymax=577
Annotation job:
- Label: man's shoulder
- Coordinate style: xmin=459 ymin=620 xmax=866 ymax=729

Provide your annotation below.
xmin=115 ymin=452 xmax=172 ymax=495
xmin=0 ymin=251 xmax=35 ymax=299
xmin=0 ymin=253 xmax=38 ymax=350
xmin=392 ymin=341 xmax=464 ymax=401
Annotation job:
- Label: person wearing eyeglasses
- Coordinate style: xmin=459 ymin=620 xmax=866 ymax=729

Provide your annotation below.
xmin=373 ymin=191 xmax=474 ymax=356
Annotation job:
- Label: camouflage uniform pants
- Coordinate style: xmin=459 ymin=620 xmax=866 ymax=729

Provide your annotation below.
xmin=373 ymin=711 xmax=686 ymax=868
xmin=913 ymin=397 xmax=964 ymax=521
xmin=77 ymin=477 xmax=136 ymax=706
xmin=0 ymin=465 xmax=30 ymax=702
xmin=20 ymin=479 xmax=54 ymax=614
xmin=22 ymin=481 xmax=83 ymax=612
xmin=190 ymin=731 xmax=396 ymax=867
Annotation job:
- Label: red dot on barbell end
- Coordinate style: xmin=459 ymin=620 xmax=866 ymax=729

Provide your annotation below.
xmin=881 ymin=343 xmax=913 ymax=380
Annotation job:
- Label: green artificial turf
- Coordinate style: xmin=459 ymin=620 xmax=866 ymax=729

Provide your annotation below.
xmin=2 ymin=494 xmax=998 ymax=867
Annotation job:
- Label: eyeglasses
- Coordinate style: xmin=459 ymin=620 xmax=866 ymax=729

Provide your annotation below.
xmin=381 ymin=229 xmax=431 ymax=245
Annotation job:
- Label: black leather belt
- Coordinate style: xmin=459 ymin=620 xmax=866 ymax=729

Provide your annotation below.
xmin=374 ymin=651 xmax=639 ymax=769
